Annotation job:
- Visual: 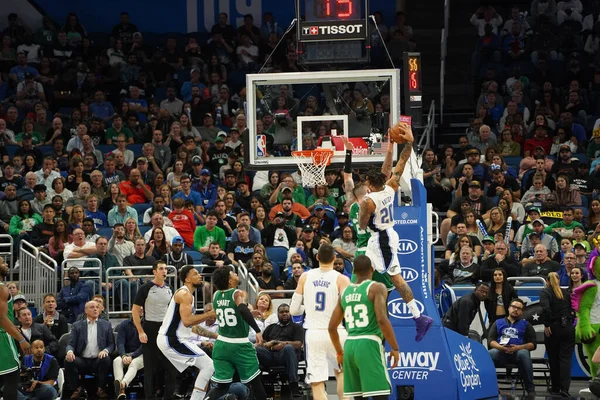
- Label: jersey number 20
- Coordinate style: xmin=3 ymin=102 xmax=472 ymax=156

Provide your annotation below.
xmin=216 ymin=308 xmax=238 ymax=326
xmin=344 ymin=304 xmax=369 ymax=329
xmin=380 ymin=204 xmax=393 ymax=224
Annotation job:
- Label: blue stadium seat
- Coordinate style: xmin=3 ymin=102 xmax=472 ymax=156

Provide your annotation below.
xmin=139 ymin=225 xmax=151 ymax=236
xmin=266 ymin=246 xmax=288 ymax=280
xmin=132 ymin=203 xmax=151 ymax=220
xmin=572 ymin=153 xmax=589 ymax=165
xmin=187 ymin=251 xmax=203 ymax=264
xmin=37 ymin=145 xmax=53 ymax=155
xmin=128 ymin=144 xmax=143 ymax=158
xmin=6 ymin=145 xmax=18 ymax=158
xmin=344 ymin=258 xmax=353 ymax=276
xmin=503 ymin=156 xmax=522 ymax=169
xmin=97 ymin=145 xmax=116 ymax=156
xmin=97 ymin=227 xmax=113 ymax=238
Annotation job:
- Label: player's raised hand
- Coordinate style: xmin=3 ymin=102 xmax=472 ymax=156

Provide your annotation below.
xmin=341 ymin=135 xmax=353 ymax=151
xmin=395 ymin=122 xmax=414 ymax=143
xmin=255 ymin=332 xmax=263 ymax=346
xmin=388 ymin=349 xmax=399 ymax=369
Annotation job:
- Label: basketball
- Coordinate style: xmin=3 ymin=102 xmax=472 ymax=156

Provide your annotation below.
xmin=388 ymin=123 xmax=405 ymax=144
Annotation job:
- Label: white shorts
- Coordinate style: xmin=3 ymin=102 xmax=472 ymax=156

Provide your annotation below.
xmin=305 ymin=328 xmax=347 ymax=384
xmin=365 ymin=228 xmax=400 ymax=276
xmin=157 ymin=334 xmax=213 ymax=373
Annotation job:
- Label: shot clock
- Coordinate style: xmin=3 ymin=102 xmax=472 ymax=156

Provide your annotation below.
xmin=403 ymin=52 xmax=423 ymax=127
xmin=296 ymin=0 xmax=369 ymax=64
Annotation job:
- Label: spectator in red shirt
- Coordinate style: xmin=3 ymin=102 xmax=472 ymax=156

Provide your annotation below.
xmin=119 ymin=168 xmax=154 ymax=205
xmin=524 ymin=126 xmax=553 ymax=157
xmin=168 ymin=197 xmax=196 ymax=247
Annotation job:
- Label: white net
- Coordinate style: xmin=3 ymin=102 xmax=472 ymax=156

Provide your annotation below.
xmin=291 ymin=150 xmax=333 ymax=188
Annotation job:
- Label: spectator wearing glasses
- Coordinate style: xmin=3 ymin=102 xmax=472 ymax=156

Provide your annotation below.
xmin=488 ymin=298 xmax=537 ymax=399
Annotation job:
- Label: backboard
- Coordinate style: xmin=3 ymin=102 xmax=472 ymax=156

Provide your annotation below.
xmin=243 ymin=68 xmax=400 ymax=171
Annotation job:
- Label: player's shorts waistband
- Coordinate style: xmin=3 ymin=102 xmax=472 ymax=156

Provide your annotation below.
xmin=216 ymin=335 xmax=250 ymax=344
xmin=345 ymin=334 xmax=382 ymax=343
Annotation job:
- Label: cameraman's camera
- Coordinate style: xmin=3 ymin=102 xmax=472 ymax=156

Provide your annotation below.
xmin=274 ymin=113 xmax=288 ymax=126
xmin=20 ymin=365 xmax=40 ymax=390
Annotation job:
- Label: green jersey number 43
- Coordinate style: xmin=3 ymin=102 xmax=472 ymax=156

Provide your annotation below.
xmin=344 ymin=304 xmax=370 ymax=330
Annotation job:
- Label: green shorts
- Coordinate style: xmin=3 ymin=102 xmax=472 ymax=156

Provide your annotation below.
xmin=212 ymin=337 xmax=260 ymax=384
xmin=0 ymin=331 xmax=20 ymax=375
xmin=343 ymin=337 xmax=391 ymax=398
xmin=352 ymin=249 xmax=394 ymax=291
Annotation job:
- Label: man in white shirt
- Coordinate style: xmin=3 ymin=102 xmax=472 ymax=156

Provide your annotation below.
xmin=108 ymin=223 xmax=135 ymax=265
xmin=159 ymin=87 xmax=184 ymax=118
xmin=470 ymin=6 xmax=503 ymax=36
xmin=34 ymin=156 xmax=61 ymax=188
xmin=63 ymin=228 xmax=98 ymax=269
xmin=0 ymin=118 xmax=17 ymax=145
xmin=144 ymin=212 xmax=180 ymax=243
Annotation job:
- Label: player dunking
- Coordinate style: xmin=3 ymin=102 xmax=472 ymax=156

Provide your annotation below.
xmin=0 ymin=258 xmax=32 ymax=399
xmin=358 ymin=121 xmax=433 ymax=341
xmin=290 ymin=244 xmax=351 ymax=400
xmin=342 ymin=135 xmax=394 ymax=290
xmin=329 ymin=255 xmax=400 ymax=399
xmin=205 ymin=267 xmax=268 ymax=400
xmin=157 ymin=266 xmax=215 ymax=400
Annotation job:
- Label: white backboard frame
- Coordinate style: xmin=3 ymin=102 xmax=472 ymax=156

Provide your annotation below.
xmin=246 ymin=68 xmax=400 ymax=170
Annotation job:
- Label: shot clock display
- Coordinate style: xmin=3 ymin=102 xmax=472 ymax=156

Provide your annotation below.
xmin=305 ymin=0 xmax=362 ymax=21
xmin=408 ymin=56 xmax=421 ymax=92
xmin=403 ymin=52 xmax=423 ymax=127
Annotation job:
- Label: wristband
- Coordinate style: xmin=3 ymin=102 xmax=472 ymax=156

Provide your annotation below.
xmin=344 ymin=150 xmax=352 ymax=174
xmin=391 ymin=348 xmax=399 ymax=351
xmin=19 ymin=338 xmax=26 ymax=344
xmin=337 ymin=352 xmax=344 ymax=356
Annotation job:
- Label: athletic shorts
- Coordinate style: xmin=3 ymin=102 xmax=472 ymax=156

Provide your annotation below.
xmin=343 ymin=336 xmax=391 ymax=398
xmin=365 ymin=228 xmax=401 ymax=276
xmin=0 ymin=331 xmax=20 ymax=374
xmin=211 ymin=336 xmax=261 ymax=384
xmin=157 ymin=334 xmax=211 ymax=373
xmin=305 ymin=328 xmax=347 ymax=384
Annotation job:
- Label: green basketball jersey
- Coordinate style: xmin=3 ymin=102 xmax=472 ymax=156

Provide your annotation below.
xmin=340 ymin=280 xmax=382 ymax=339
xmin=213 ymin=288 xmax=249 ymax=339
xmin=350 ymin=202 xmax=370 ymax=248
xmin=0 ymin=282 xmax=13 ymax=332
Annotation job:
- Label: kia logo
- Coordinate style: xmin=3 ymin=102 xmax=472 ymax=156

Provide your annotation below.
xmin=398 ymin=239 xmax=417 ymax=255
xmin=400 ymin=267 xmax=418 ymax=283
xmin=388 ymin=298 xmax=425 ymax=320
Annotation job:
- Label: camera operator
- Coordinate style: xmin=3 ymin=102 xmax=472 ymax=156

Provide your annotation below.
xmin=18 ymin=339 xmax=59 ymax=400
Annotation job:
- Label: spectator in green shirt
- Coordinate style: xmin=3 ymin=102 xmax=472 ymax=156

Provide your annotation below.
xmin=193 ymin=211 xmax=226 ymax=253
xmin=306 ymin=184 xmax=337 ymax=213
xmin=268 ymin=173 xmax=305 ymax=206
xmin=544 ymin=207 xmax=583 ymax=242
xmin=105 ymin=115 xmax=133 ymax=145
xmin=16 ymin=118 xmax=44 ymax=145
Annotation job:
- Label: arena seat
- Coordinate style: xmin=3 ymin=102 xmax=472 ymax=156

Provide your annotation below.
xmin=266 ymin=246 xmax=288 ymax=279
xmin=97 ymin=227 xmax=113 ymax=238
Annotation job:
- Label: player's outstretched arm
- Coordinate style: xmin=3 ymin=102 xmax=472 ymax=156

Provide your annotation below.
xmin=341 ymin=136 xmax=356 ymax=204
xmin=386 ymin=122 xmax=414 ymax=192
xmin=290 ymin=272 xmax=307 ymax=316
xmin=372 ymin=283 xmax=399 ymax=368
xmin=233 ymin=289 xmax=263 ymax=345
xmin=328 ymin=299 xmax=345 ymax=367
xmin=178 ymin=290 xmax=216 ymax=327
xmin=381 ymin=133 xmax=394 ymax=179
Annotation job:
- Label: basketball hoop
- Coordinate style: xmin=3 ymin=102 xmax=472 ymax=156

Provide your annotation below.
xmin=291 ymin=148 xmax=334 ymax=187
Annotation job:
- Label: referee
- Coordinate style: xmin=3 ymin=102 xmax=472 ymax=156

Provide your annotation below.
xmin=132 ymin=260 xmax=173 ymax=399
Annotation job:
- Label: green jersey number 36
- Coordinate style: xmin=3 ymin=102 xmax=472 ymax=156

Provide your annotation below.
xmin=216 ymin=308 xmax=238 ymax=326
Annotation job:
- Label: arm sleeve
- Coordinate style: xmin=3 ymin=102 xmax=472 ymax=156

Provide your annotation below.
xmin=237 ymin=303 xmax=261 ymax=333
xmin=290 ymin=293 xmax=303 ymax=315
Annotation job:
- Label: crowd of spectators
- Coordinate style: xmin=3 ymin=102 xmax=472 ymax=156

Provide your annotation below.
xmin=0 ymin=7 xmax=412 ymax=398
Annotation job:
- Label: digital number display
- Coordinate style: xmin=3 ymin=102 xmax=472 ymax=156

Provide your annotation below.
xmin=408 ymin=56 xmax=421 ymax=92
xmin=306 ymin=0 xmax=361 ymax=21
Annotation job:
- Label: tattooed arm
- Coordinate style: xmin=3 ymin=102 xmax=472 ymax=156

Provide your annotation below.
xmin=358 ymin=197 xmax=375 ymax=230
xmin=381 ymin=133 xmax=394 ymax=179
xmin=341 ymin=136 xmax=356 ymax=204
xmin=192 ymin=325 xmax=219 ymax=339
xmin=386 ymin=142 xmax=412 ymax=192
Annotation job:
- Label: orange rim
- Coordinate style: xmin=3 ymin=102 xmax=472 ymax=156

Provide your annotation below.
xmin=292 ymin=148 xmax=334 ymax=166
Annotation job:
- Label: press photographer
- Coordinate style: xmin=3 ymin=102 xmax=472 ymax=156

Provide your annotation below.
xmin=18 ymin=339 xmax=59 ymax=400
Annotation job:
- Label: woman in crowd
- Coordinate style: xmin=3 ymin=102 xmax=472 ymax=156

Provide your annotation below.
xmin=48 ymin=177 xmax=73 ymax=204
xmin=159 ymin=185 xmax=174 ymax=210
xmin=521 ymin=173 xmax=552 ymax=206
xmin=23 ymin=155 xmax=37 ymax=174
xmin=179 ymin=113 xmax=200 ymax=140
xmin=500 ymin=189 xmax=525 ymax=223
xmin=9 ymin=200 xmax=42 ymax=250
xmin=553 ymin=238 xmax=574 ymax=265
xmin=249 ymin=293 xmax=277 ymax=343
xmin=550 ymin=126 xmax=577 ymax=156
xmin=541 ymin=272 xmax=575 ymax=396
xmin=569 ymin=266 xmax=586 ymax=291
xmin=439 ymin=146 xmax=457 ymax=178
xmin=66 ymin=157 xmax=91 ymax=192
xmin=107 ymin=38 xmax=126 ymax=67
xmin=223 ymin=192 xmax=236 ymax=215
xmin=260 ymin=172 xmax=280 ymax=200
xmin=422 ymin=148 xmax=452 ymax=210
xmin=485 ymin=268 xmax=517 ymax=325
xmin=251 ymin=205 xmax=269 ymax=231
xmin=306 ymin=185 xmax=336 ymax=212
xmin=100 ymin=183 xmax=121 ymax=214
xmin=446 ymin=234 xmax=479 ymax=264
xmin=167 ymin=160 xmax=185 ymax=192
xmin=553 ymin=174 xmax=582 ymax=208
xmin=124 ymin=217 xmax=142 ymax=242
xmin=497 ymin=129 xmax=521 ymax=157
xmin=230 ymin=160 xmax=250 ymax=187
xmin=68 ymin=205 xmax=85 ymax=233
xmin=485 ymin=207 xmax=515 ymax=242
xmin=48 ymin=219 xmax=69 ymax=262
xmin=146 ymin=227 xmax=169 ymax=259
xmin=165 ymin=122 xmax=185 ymax=156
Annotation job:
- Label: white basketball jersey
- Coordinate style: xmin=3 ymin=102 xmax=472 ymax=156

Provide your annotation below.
xmin=158 ymin=286 xmax=193 ymax=339
xmin=364 ymin=185 xmax=396 ymax=231
xmin=303 ymin=268 xmax=342 ymax=330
